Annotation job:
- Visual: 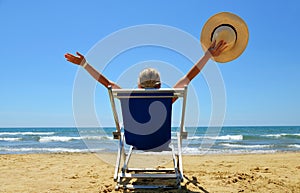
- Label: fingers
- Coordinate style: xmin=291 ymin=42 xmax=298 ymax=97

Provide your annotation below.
xmin=65 ymin=53 xmax=76 ymax=60
xmin=68 ymin=52 xmax=85 ymax=66
xmin=209 ymin=40 xmax=216 ymax=50
xmin=216 ymin=40 xmax=225 ymax=49
xmin=211 ymin=40 xmax=216 ymax=47
xmin=64 ymin=52 xmax=84 ymax=60
xmin=219 ymin=44 xmax=228 ymax=53
xmin=76 ymin=52 xmax=84 ymax=58
xmin=64 ymin=52 xmax=82 ymax=65
xmin=65 ymin=53 xmax=73 ymax=58
xmin=209 ymin=40 xmax=226 ymax=52
xmin=215 ymin=40 xmax=227 ymax=53
xmin=208 ymin=40 xmax=228 ymax=57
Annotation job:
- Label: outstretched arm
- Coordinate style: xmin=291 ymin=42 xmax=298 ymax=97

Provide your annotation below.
xmin=65 ymin=52 xmax=121 ymax=89
xmin=173 ymin=40 xmax=227 ymax=89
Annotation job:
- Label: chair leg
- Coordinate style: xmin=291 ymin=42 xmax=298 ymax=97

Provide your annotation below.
xmin=171 ymin=144 xmax=179 ymax=176
xmin=171 ymin=144 xmax=182 ymax=188
xmin=122 ymin=146 xmax=133 ymax=172
xmin=114 ymin=134 xmax=124 ymax=181
xmin=177 ymin=132 xmax=184 ymax=181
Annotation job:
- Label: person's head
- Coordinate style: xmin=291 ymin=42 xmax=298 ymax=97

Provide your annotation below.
xmin=138 ymin=68 xmax=161 ymax=88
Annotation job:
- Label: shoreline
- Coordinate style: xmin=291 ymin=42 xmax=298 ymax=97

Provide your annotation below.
xmin=1 ymin=152 xmax=299 ymax=192
xmin=1 ymin=149 xmax=299 ymax=156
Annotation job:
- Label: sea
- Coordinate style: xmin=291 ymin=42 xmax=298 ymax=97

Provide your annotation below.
xmin=0 ymin=126 xmax=300 ymax=155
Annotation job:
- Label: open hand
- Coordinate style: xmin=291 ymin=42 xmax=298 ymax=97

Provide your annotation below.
xmin=207 ymin=40 xmax=228 ymax=57
xmin=64 ymin=52 xmax=86 ymax=65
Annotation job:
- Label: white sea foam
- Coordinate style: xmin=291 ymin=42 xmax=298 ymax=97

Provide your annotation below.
xmin=221 ymin=143 xmax=271 ymax=149
xmin=187 ymin=135 xmax=243 ymax=140
xmin=1 ymin=147 xmax=83 ymax=153
xmin=179 ymin=147 xmax=277 ymax=155
xmin=39 ymin=136 xmax=82 ymax=142
xmin=39 ymin=136 xmax=112 ymax=143
xmin=288 ymin=144 xmax=300 ymax=148
xmin=0 ymin=137 xmax=22 ymax=141
xmin=0 ymin=132 xmax=55 ymax=136
xmin=0 ymin=147 xmax=105 ymax=153
xmin=263 ymin=133 xmax=300 ymax=138
xmin=83 ymin=136 xmax=113 ymax=140
xmin=216 ymin=135 xmax=243 ymax=140
xmin=204 ymin=135 xmax=243 ymax=140
xmin=187 ymin=136 xmax=202 ymax=140
xmin=182 ymin=147 xmax=203 ymax=154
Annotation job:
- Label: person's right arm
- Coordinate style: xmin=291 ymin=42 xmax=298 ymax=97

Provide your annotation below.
xmin=171 ymin=40 xmax=227 ymax=103
xmin=64 ymin=52 xmax=121 ymax=89
xmin=173 ymin=40 xmax=227 ymax=89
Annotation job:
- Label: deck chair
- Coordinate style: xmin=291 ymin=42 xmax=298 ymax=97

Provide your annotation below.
xmin=108 ymin=86 xmax=188 ymax=190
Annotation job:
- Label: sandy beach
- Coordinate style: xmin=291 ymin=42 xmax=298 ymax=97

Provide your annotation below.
xmin=0 ymin=152 xmax=299 ymax=193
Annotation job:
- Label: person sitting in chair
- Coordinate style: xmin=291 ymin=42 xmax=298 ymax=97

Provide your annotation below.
xmin=65 ymin=40 xmax=227 ymax=94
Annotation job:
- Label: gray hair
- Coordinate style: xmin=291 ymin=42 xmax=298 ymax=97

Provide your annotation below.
xmin=138 ymin=68 xmax=161 ymax=88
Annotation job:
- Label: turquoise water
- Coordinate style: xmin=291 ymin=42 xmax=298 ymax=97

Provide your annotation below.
xmin=0 ymin=126 xmax=299 ymax=154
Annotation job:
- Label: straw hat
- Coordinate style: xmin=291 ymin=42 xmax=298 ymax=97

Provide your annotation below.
xmin=200 ymin=12 xmax=249 ymax=63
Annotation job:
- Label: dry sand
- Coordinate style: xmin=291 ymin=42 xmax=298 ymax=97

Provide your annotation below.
xmin=0 ymin=152 xmax=299 ymax=192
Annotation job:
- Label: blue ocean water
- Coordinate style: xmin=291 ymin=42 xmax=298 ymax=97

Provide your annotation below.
xmin=0 ymin=126 xmax=299 ymax=154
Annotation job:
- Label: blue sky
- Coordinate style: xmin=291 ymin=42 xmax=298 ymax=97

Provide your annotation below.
xmin=0 ymin=0 xmax=299 ymax=127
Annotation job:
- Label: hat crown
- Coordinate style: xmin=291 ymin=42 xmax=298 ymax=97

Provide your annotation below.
xmin=212 ymin=25 xmax=236 ymax=52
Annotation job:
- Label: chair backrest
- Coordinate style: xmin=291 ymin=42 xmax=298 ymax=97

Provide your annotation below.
xmin=108 ymin=88 xmax=187 ymax=151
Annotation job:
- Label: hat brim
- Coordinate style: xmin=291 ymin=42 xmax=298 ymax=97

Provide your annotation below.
xmin=200 ymin=12 xmax=249 ymax=63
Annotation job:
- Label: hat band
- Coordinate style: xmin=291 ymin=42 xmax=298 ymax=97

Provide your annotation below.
xmin=210 ymin=24 xmax=237 ymax=42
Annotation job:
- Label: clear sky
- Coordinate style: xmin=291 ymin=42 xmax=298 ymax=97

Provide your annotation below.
xmin=0 ymin=0 xmax=299 ymax=127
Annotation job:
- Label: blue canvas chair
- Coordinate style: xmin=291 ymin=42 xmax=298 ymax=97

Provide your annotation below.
xmin=108 ymin=86 xmax=188 ymax=190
